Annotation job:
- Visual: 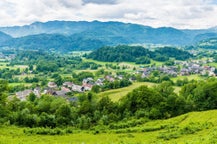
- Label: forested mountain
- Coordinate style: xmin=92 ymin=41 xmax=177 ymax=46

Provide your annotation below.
xmin=0 ymin=21 xmax=217 ymax=52
xmin=0 ymin=34 xmax=105 ymax=52
xmin=0 ymin=31 xmax=12 ymax=43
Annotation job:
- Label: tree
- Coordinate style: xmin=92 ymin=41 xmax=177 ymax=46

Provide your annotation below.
xmin=193 ymin=81 xmax=217 ymax=110
xmin=0 ymin=80 xmax=9 ymax=118
xmin=56 ymin=104 xmax=72 ymax=125
xmin=91 ymin=85 xmax=101 ymax=93
xmin=28 ymin=92 xmax=37 ymax=102
xmin=55 ymin=75 xmax=63 ymax=86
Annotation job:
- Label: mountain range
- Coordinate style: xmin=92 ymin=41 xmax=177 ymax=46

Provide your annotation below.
xmin=0 ymin=20 xmax=217 ymax=52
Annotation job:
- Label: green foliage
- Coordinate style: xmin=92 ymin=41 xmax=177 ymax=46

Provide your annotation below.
xmin=36 ymin=61 xmax=58 ymax=72
xmin=197 ymin=38 xmax=217 ymax=49
xmin=87 ymin=45 xmax=151 ymax=62
xmin=154 ymin=47 xmax=192 ymax=60
xmin=88 ymin=45 xmax=192 ymax=63
xmin=157 ymin=122 xmax=213 ymax=141
xmin=24 ymin=127 xmax=73 ymax=135
xmin=0 ymin=80 xmax=9 ymax=118
xmin=76 ymin=62 xmax=101 ymax=70
xmin=135 ymin=56 xmax=151 ymax=64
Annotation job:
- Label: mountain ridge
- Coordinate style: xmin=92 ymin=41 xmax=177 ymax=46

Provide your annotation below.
xmin=0 ymin=20 xmax=217 ymax=52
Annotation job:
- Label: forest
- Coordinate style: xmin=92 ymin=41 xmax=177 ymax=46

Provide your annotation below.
xmin=87 ymin=45 xmax=192 ymax=63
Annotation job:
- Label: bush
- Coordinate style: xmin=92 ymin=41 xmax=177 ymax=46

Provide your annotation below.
xmin=23 ymin=127 xmax=73 ymax=135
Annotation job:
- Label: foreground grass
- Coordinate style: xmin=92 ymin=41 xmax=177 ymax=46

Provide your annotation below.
xmin=1 ymin=110 xmax=217 ymax=144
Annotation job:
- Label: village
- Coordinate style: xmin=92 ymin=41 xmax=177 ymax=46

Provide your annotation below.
xmin=14 ymin=58 xmax=217 ymax=101
xmin=15 ymin=75 xmax=119 ymax=101
xmin=139 ymin=59 xmax=216 ymax=78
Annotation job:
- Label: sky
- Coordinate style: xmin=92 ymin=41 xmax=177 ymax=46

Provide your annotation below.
xmin=0 ymin=0 xmax=217 ymax=29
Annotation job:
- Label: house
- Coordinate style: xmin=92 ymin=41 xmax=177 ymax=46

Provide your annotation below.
xmin=61 ymin=86 xmax=71 ymax=93
xmin=116 ymin=75 xmax=123 ymax=80
xmin=82 ymin=78 xmax=94 ymax=85
xmin=63 ymin=82 xmax=73 ymax=88
xmin=105 ymin=75 xmax=115 ymax=82
xmin=43 ymin=88 xmax=56 ymax=95
xmin=82 ymin=77 xmax=95 ymax=90
xmin=54 ymin=90 xmax=69 ymax=97
xmin=82 ymin=86 xmax=92 ymax=91
xmin=95 ymin=78 xmax=104 ymax=86
xmin=16 ymin=89 xmax=32 ymax=101
xmin=48 ymin=82 xmax=57 ymax=88
xmin=142 ymin=70 xmax=150 ymax=78
xmin=71 ymin=84 xmax=83 ymax=92
xmin=180 ymin=68 xmax=190 ymax=76
xmin=33 ymin=87 xmax=41 ymax=97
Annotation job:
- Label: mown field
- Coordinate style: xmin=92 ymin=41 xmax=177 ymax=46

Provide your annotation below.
xmin=0 ymin=110 xmax=217 ymax=144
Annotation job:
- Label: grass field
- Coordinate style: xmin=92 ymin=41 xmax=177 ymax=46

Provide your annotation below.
xmin=1 ymin=110 xmax=217 ymax=144
xmin=97 ymin=82 xmax=181 ymax=102
xmin=97 ymin=82 xmax=156 ymax=101
xmin=208 ymin=62 xmax=217 ymax=68
xmin=171 ymin=74 xmax=202 ymax=82
xmin=0 ymin=61 xmax=28 ymax=70
xmin=8 ymin=83 xmax=32 ymax=87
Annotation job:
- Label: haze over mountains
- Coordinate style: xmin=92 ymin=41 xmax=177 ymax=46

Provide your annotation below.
xmin=0 ymin=21 xmax=217 ymax=52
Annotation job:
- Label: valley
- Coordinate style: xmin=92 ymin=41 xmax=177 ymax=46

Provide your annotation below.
xmin=0 ymin=21 xmax=217 ymax=144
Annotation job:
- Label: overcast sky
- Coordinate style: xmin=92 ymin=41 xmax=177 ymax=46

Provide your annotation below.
xmin=0 ymin=0 xmax=217 ymax=29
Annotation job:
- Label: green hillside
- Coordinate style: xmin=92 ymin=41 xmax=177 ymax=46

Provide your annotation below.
xmin=197 ymin=37 xmax=217 ymax=49
xmin=97 ymin=82 xmax=156 ymax=102
xmin=0 ymin=110 xmax=217 ymax=144
xmin=87 ymin=45 xmax=192 ymax=62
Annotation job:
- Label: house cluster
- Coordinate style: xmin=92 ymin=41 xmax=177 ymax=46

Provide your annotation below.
xmin=141 ymin=66 xmax=178 ymax=78
xmin=178 ymin=60 xmax=215 ymax=76
xmin=14 ymin=75 xmax=124 ymax=101
xmin=140 ymin=60 xmax=216 ymax=78
xmin=0 ymin=53 xmax=16 ymax=60
xmin=15 ymin=87 xmax=41 ymax=101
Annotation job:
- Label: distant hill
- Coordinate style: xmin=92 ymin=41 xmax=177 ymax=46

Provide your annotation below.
xmin=0 ymin=21 xmax=217 ymax=52
xmin=196 ymin=38 xmax=217 ymax=49
xmin=0 ymin=34 xmax=106 ymax=52
xmin=0 ymin=31 xmax=12 ymax=43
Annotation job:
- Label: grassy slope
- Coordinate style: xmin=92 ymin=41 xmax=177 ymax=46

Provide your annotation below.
xmin=97 ymin=82 xmax=156 ymax=101
xmin=171 ymin=75 xmax=202 ymax=82
xmin=0 ymin=110 xmax=217 ymax=144
xmin=97 ymin=82 xmax=181 ymax=102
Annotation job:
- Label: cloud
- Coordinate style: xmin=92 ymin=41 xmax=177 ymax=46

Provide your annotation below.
xmin=0 ymin=0 xmax=216 ymax=29
xmin=82 ymin=0 xmax=118 ymax=5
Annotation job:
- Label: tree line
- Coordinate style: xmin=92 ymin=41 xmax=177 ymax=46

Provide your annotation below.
xmin=1 ymin=78 xmax=217 ymax=129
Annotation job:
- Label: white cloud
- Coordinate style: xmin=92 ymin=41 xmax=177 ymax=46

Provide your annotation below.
xmin=0 ymin=0 xmax=216 ymax=29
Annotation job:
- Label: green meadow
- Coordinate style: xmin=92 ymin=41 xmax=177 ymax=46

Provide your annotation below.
xmin=0 ymin=110 xmax=217 ymax=144
xmin=97 ymin=82 xmax=181 ymax=102
xmin=97 ymin=82 xmax=156 ymax=101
